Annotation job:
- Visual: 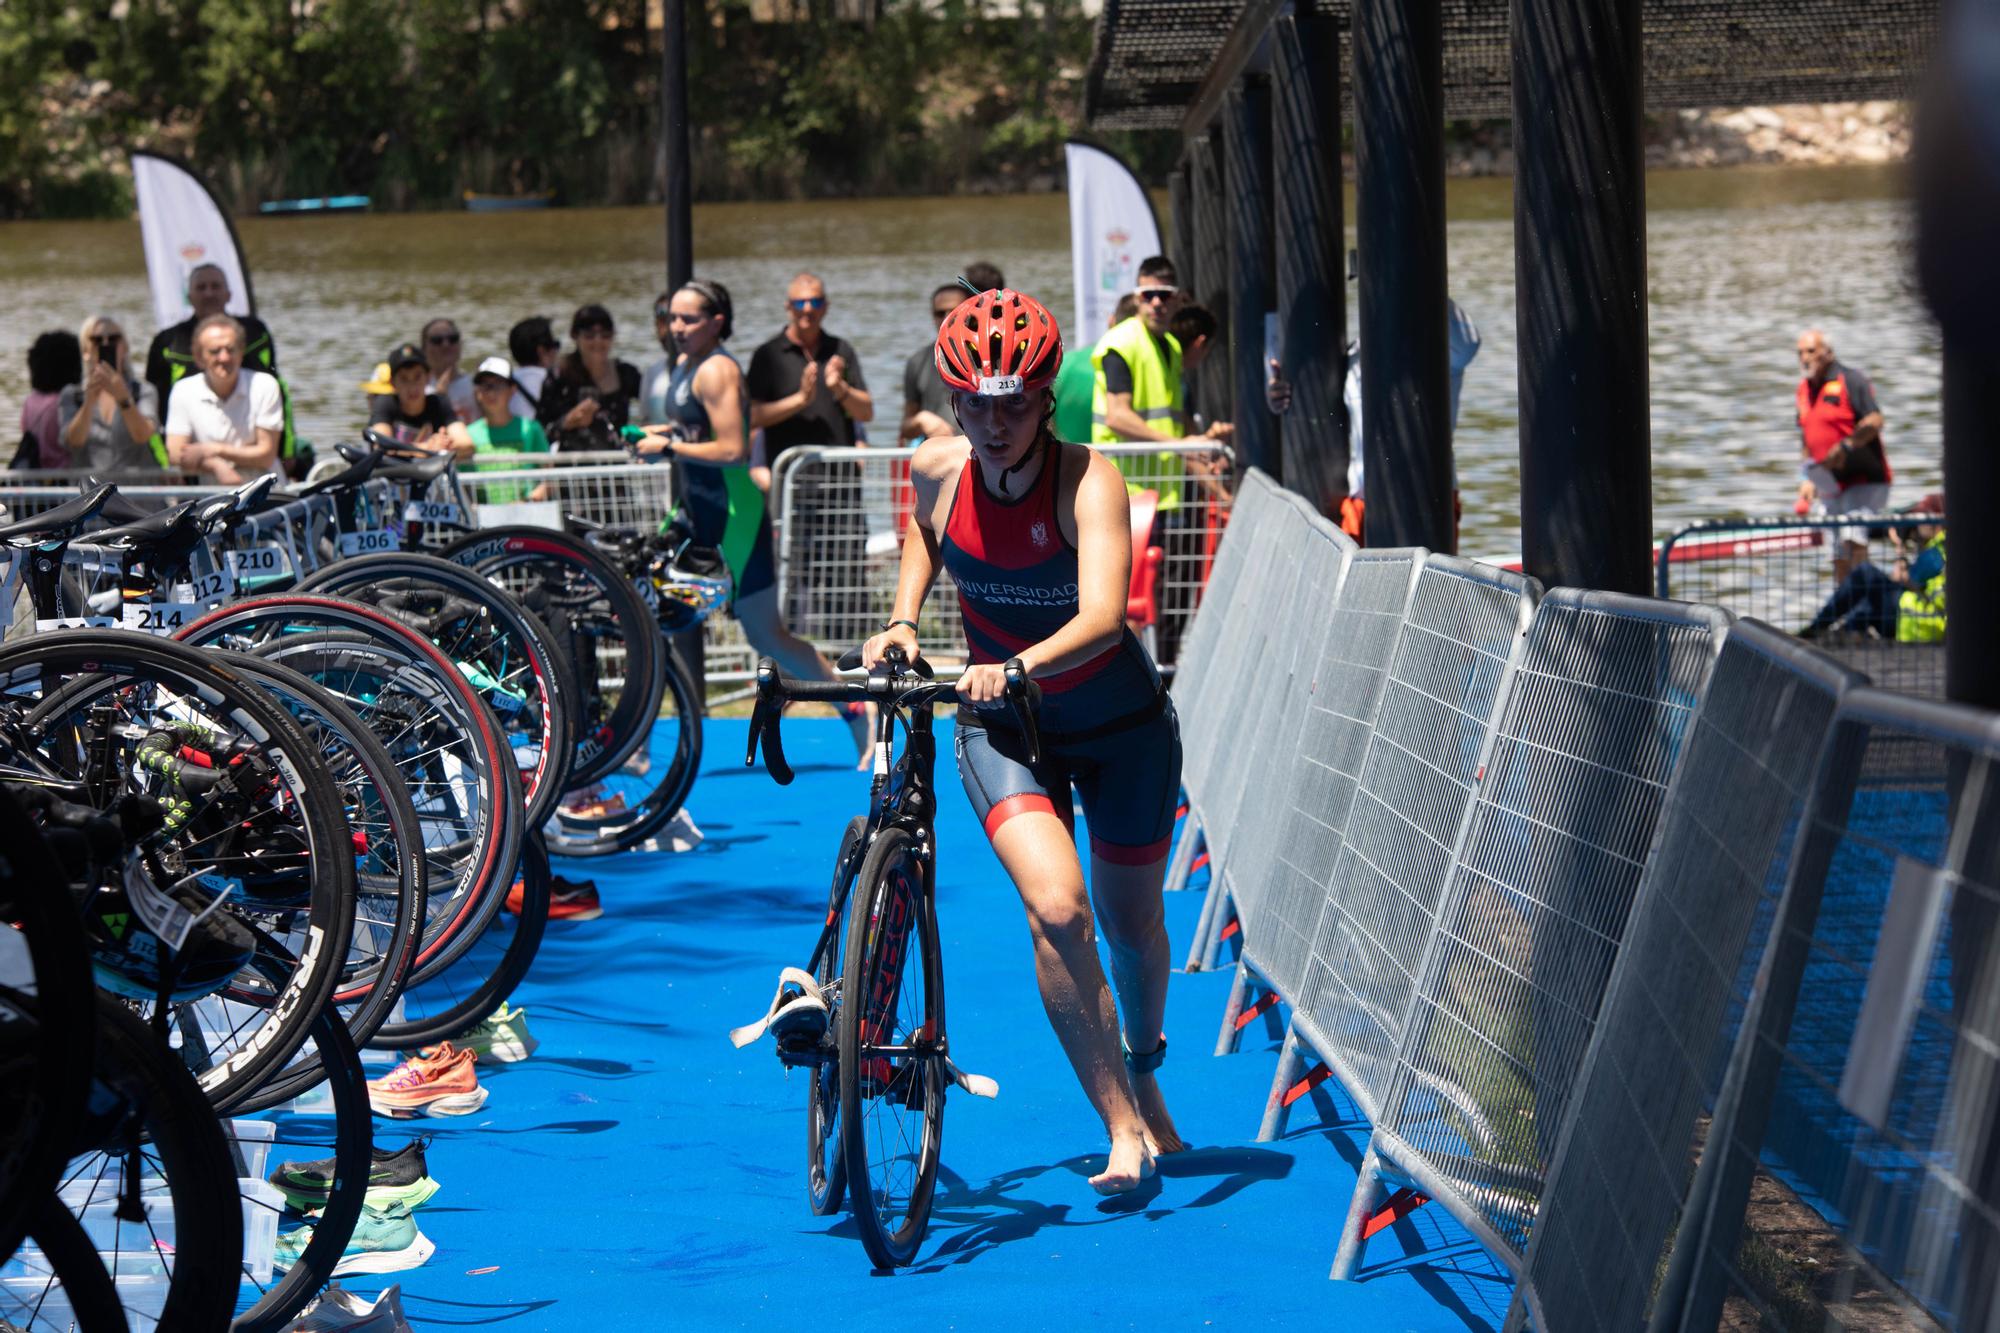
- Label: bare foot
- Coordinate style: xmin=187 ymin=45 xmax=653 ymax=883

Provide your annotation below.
xmin=1130 ymin=1072 xmax=1185 ymax=1154
xmin=1089 ymin=1130 xmax=1156 ymax=1196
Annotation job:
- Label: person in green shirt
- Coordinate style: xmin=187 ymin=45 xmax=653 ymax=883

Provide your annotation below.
xmin=467 ymin=355 xmax=550 ymax=502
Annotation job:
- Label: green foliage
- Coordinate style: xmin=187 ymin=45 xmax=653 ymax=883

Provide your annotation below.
xmin=0 ymin=0 xmax=1121 ymax=218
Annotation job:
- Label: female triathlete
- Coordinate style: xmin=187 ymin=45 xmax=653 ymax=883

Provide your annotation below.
xmin=861 ymin=288 xmax=1183 ymax=1193
xmin=633 ymin=279 xmax=868 ymax=760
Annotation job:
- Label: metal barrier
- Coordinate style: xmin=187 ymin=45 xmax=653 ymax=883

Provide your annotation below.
xmin=1335 ymin=590 xmax=1730 ymax=1277
xmin=1281 ymin=554 xmax=1536 ymax=1131
xmin=1659 ymin=513 xmax=1946 ymax=699
xmin=769 ymin=442 xmax=1234 ymax=667
xmin=1656 ymin=687 xmax=2000 ymax=1331
xmin=1507 ymin=620 xmax=1863 ymax=1332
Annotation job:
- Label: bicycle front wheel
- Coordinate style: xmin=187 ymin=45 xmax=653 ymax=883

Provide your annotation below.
xmin=836 ymin=827 xmax=943 ymax=1269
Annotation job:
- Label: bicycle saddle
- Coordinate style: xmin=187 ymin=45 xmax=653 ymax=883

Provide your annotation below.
xmin=0 ymin=482 xmax=119 ymax=544
xmin=374 ymin=452 xmax=455 ymax=486
xmin=91 ymin=499 xmax=203 ymax=553
xmin=299 ymin=448 xmax=382 ymax=497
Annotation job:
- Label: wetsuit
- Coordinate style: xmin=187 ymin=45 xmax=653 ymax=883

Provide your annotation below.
xmin=940 ymin=440 xmax=1182 ymax=864
xmin=664 ymin=349 xmax=776 ymax=601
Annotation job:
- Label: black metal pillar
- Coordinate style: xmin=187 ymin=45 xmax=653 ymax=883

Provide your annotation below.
xmin=1354 ymin=0 xmax=1451 ymax=551
xmin=1223 ymin=77 xmax=1278 ymax=479
xmin=1512 ymin=0 xmax=1651 ymax=591
xmin=662 ymin=0 xmax=693 ymax=290
xmin=1915 ymin=39 xmax=2000 ymax=713
xmin=1271 ymin=9 xmax=1349 ymax=517
xmin=1168 ymin=166 xmax=1194 ymax=328
xmin=1189 ymin=133 xmax=1231 ymax=430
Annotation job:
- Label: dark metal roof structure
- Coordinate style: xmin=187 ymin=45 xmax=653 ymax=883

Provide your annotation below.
xmin=1086 ymin=0 xmax=1940 ymax=131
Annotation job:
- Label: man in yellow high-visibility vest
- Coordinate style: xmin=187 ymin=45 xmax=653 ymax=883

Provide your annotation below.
xmin=1091 ymin=256 xmax=1191 ymax=505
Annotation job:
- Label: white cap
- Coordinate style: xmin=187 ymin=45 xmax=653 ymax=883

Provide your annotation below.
xmin=473 ymin=355 xmax=513 ymax=381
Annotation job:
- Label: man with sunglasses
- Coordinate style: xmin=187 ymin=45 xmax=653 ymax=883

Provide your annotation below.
xmin=421 ymin=317 xmax=477 ymax=422
xmin=746 ymin=272 xmax=875 ymax=636
xmin=901 ymin=281 xmax=983 ymax=444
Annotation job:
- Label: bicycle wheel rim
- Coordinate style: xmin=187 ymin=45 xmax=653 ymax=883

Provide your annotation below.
xmin=437 ymin=527 xmax=664 ymax=787
xmin=837 ymin=829 xmax=944 ymax=1268
xmin=544 ymin=653 xmax=702 ymax=858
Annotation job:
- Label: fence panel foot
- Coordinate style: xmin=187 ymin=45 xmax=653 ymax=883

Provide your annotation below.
xmin=1258 ymin=1026 xmax=1306 ymax=1141
xmin=1332 ymin=1144 xmax=1385 ymax=1280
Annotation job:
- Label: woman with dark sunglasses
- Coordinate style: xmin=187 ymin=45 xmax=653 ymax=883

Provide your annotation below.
xmin=539 ymin=304 xmax=642 ymax=451
xmin=420 ymin=316 xmax=476 ymax=422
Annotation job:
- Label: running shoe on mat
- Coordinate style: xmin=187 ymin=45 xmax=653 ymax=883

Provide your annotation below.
xmin=505 ymin=874 xmax=602 ymax=922
xmin=367 ymin=1044 xmax=489 ymax=1119
xmin=287 ymin=1282 xmax=415 ymax=1332
xmin=404 ymin=1004 xmax=538 ymax=1065
xmin=276 ymin=1204 xmax=435 ymax=1277
xmin=269 ymin=1140 xmax=437 ymax=1212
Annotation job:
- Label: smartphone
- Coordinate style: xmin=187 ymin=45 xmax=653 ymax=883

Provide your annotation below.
xmin=94 ymin=336 xmax=118 ymax=364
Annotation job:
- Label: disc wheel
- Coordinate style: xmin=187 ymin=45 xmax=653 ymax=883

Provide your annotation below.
xmin=836 ymin=827 xmax=944 ymax=1269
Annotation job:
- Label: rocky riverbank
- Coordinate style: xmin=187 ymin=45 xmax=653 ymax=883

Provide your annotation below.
xmin=1445 ymin=101 xmax=1911 ymax=176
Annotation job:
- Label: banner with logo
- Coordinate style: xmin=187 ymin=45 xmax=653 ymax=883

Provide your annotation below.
xmin=132 ymin=151 xmax=255 ymax=331
xmin=1064 ymin=140 xmax=1161 ymax=341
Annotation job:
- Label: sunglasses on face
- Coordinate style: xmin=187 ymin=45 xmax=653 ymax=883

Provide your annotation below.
xmin=654 ymin=306 xmax=674 ymax=321
xmin=932 ymin=307 xmax=957 ymax=321
xmin=1137 ymin=288 xmax=1178 ymax=303
xmin=789 ymin=297 xmax=827 ymax=312
xmin=427 ymin=332 xmax=460 ymax=345
xmin=576 ymin=326 xmax=613 ymax=339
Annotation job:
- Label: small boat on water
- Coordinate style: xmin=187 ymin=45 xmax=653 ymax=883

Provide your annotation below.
xmin=464 ymin=190 xmax=556 ymax=213
xmin=259 ymin=195 xmax=370 ymax=216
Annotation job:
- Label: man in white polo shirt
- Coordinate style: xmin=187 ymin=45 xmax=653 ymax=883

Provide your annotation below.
xmin=164 ymin=315 xmax=284 ymax=482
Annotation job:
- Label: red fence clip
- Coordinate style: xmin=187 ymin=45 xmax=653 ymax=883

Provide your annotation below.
xmin=1219 ymin=918 xmax=1241 ymax=941
xmin=1281 ymin=1061 xmax=1333 ymax=1107
xmin=1191 ymin=851 xmax=1210 ymax=873
xmin=1360 ymin=1187 xmax=1432 ymax=1240
xmin=1233 ymin=991 xmax=1280 ymax=1031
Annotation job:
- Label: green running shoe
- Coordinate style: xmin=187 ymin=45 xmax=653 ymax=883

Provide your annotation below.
xmin=404 ymin=1004 xmax=538 ymax=1065
xmin=270 ymin=1140 xmax=436 ymax=1212
xmin=275 ymin=1202 xmax=435 ymax=1277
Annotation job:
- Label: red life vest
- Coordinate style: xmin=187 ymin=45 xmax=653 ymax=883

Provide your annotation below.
xmin=1797 ymin=369 xmax=1892 ymax=485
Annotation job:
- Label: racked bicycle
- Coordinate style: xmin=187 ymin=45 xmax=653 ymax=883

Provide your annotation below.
xmin=732 ymin=648 xmax=1034 ymax=1269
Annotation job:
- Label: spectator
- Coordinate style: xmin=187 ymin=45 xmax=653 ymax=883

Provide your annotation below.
xmin=467 ymin=356 xmax=549 ymax=458
xmin=1801 ymin=493 xmax=1945 ymax=642
xmin=18 ymin=331 xmax=81 ymax=470
xmin=507 ymin=316 xmax=561 ymax=421
xmin=369 ymin=342 xmax=473 ymax=457
xmin=1794 ymin=328 xmax=1892 ymax=580
xmin=962 ymin=260 xmax=1005 ymax=294
xmin=421 ymin=317 xmax=476 ymax=422
xmin=538 ymin=304 xmax=641 ymax=452
xmin=59 ymin=317 xmax=161 ymax=472
xmin=747 ymin=272 xmax=873 ymax=637
xmin=637 ymin=290 xmax=679 ymax=429
xmin=163 ymin=315 xmax=284 ymax=482
xmin=1092 ymin=256 xmax=1197 ymax=502
xmin=899 ymin=283 xmax=965 ymax=444
xmin=1051 ymin=291 xmax=1138 ymax=443
xmin=143 ymin=263 xmax=295 ymax=471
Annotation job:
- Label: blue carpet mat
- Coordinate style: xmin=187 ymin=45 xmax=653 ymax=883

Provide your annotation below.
xmin=317 ymin=718 xmax=1512 ymax=1330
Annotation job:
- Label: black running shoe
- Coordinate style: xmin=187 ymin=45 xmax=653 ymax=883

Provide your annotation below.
xmin=87 ymin=882 xmax=256 ymax=1003
xmin=270 ymin=1139 xmax=432 ymax=1211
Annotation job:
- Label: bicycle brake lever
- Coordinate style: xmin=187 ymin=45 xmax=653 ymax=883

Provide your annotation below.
xmin=748 ymin=658 xmax=795 ymax=785
xmin=1003 ymin=659 xmax=1042 ymax=767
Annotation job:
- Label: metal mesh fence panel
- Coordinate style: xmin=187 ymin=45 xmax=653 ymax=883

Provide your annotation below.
xmin=770 ymin=444 xmax=1233 ymax=671
xmin=1282 ymin=547 xmax=1424 ymax=1117
xmin=1659 ymin=514 xmax=1946 ymax=700
xmin=1175 ymin=470 xmax=1283 ymax=797
xmin=1670 ymin=689 xmax=2000 ymax=1332
xmin=1511 ymin=621 xmax=1861 ymax=1332
xmin=1292 ymin=554 xmax=1535 ymax=1121
xmin=1376 ymin=590 xmax=1730 ymax=1259
xmin=1223 ymin=502 xmax=1351 ymax=986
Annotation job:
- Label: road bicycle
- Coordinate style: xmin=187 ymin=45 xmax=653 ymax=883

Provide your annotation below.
xmin=738 ymin=648 xmax=1034 ymax=1268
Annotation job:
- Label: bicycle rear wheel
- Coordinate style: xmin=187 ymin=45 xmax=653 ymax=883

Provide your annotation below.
xmin=836 ymin=827 xmax=944 ymax=1269
xmin=544 ymin=648 xmax=702 ymax=858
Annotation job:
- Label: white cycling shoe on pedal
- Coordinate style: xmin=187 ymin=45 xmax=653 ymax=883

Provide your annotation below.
xmin=729 ymin=967 xmax=828 ymax=1049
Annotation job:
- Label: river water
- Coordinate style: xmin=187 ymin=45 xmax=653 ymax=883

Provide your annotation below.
xmin=0 ymin=164 xmax=1937 ymax=556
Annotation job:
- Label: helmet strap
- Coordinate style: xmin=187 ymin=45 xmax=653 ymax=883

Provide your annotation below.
xmin=997 ymin=430 xmax=1052 ymax=496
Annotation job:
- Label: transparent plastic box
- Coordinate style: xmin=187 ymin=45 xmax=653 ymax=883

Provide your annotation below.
xmin=240 ymin=1178 xmax=286 ymax=1286
xmin=228 ymin=1118 xmax=278 ymax=1182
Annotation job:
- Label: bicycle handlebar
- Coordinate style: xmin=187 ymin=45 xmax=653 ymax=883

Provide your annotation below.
xmin=745 ymin=649 xmax=1041 ymax=785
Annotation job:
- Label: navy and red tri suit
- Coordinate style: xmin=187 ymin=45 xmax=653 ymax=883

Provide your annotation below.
xmin=939 ymin=440 xmax=1182 ymax=865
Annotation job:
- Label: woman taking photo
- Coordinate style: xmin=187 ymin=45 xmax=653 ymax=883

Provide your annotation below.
xmin=632 ymin=280 xmax=868 ymax=761
xmin=539 ymin=304 xmax=641 ymax=452
xmin=861 ymin=288 xmax=1183 ymax=1194
xmin=59 ymin=317 xmax=160 ymax=472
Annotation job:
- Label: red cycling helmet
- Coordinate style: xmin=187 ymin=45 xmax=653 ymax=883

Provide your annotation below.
xmin=933 ymin=288 xmax=1064 ymax=396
